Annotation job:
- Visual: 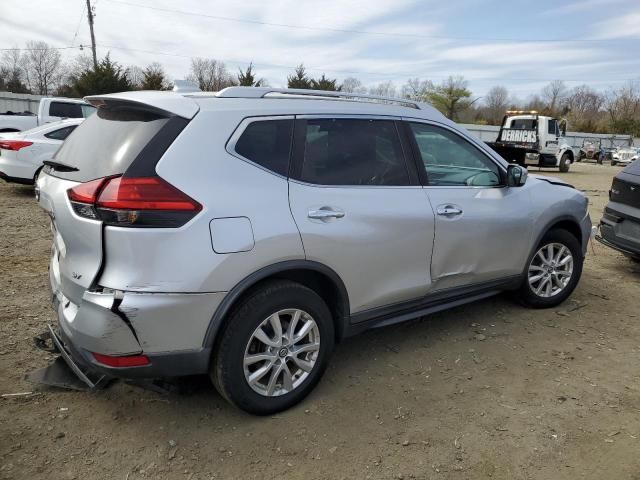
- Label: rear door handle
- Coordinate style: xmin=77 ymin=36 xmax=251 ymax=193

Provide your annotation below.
xmin=436 ymin=205 xmax=463 ymax=216
xmin=308 ymin=208 xmax=345 ymax=220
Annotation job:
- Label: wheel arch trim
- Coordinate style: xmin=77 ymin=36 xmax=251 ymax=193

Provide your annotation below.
xmin=522 ymin=215 xmax=585 ymax=277
xmin=202 ymin=260 xmax=351 ymax=349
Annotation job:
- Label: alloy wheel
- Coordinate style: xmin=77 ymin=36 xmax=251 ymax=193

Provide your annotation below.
xmin=528 ymin=242 xmax=574 ymax=298
xmin=243 ymin=309 xmax=321 ymax=397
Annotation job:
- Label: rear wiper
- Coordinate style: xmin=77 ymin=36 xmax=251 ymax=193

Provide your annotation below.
xmin=43 ymin=160 xmax=79 ymax=172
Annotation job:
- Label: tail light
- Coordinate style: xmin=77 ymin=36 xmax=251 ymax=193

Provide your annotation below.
xmin=0 ymin=140 xmax=33 ymax=151
xmin=67 ymin=175 xmax=202 ymax=227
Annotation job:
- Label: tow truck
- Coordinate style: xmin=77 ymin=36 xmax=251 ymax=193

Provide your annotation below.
xmin=486 ymin=110 xmax=577 ymax=172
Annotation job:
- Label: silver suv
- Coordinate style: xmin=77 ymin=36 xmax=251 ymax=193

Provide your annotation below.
xmin=36 ymin=87 xmax=591 ymax=414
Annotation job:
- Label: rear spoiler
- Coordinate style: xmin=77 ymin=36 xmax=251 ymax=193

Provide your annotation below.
xmin=85 ymin=91 xmax=200 ymax=120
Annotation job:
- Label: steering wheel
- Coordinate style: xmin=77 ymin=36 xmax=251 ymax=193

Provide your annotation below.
xmin=465 ymin=171 xmax=499 ymax=187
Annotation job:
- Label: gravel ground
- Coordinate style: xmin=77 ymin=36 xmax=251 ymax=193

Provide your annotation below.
xmin=1 ymin=162 xmax=639 ymax=480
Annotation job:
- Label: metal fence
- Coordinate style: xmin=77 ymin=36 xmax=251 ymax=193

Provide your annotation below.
xmin=460 ymin=123 xmax=636 ymax=148
xmin=0 ymin=92 xmax=44 ymax=114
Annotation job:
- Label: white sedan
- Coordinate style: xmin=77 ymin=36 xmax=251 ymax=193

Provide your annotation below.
xmin=0 ymin=119 xmax=83 ymax=185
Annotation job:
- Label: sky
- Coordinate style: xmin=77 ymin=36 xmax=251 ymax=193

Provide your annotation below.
xmin=1 ymin=0 xmax=639 ymax=100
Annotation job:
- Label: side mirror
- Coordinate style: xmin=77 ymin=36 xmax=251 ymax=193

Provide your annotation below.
xmin=507 ymin=164 xmax=527 ymax=187
xmin=559 ymin=119 xmax=567 ymax=137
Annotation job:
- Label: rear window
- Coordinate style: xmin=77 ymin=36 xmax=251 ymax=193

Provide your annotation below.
xmin=50 ymin=107 xmax=171 ymax=182
xmin=48 ymin=102 xmax=96 ymax=119
xmin=510 ymin=119 xmax=536 ymax=130
xmin=234 ymin=119 xmax=293 ymax=176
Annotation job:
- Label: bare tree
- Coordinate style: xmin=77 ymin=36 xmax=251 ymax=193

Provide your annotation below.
xmin=341 ymin=77 xmax=367 ymax=94
xmin=22 ymin=41 xmax=63 ymax=95
xmin=542 ymin=80 xmax=567 ymax=115
xmin=1 ymin=48 xmax=30 ymax=93
xmin=564 ymin=84 xmax=605 ymax=131
xmin=484 ymin=85 xmax=509 ymax=124
xmin=187 ymin=57 xmax=236 ymax=91
xmin=369 ymin=81 xmax=396 ymax=98
xmin=605 ymin=81 xmax=640 ymax=136
xmin=401 ymin=78 xmax=432 ymax=101
xmin=126 ymin=65 xmax=144 ymax=89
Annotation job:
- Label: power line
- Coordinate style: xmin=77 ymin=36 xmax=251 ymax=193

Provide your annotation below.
xmin=104 ymin=0 xmax=622 ymax=44
xmin=71 ymin=0 xmax=87 ymax=46
xmin=0 ymin=46 xmax=82 ymax=51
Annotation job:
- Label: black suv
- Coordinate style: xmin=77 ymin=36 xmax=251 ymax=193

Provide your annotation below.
xmin=597 ymin=160 xmax=640 ymax=261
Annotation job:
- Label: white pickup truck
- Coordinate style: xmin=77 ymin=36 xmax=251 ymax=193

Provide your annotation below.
xmin=0 ymin=97 xmax=95 ymax=132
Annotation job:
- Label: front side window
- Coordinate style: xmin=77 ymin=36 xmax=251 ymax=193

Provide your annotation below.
xmin=548 ymin=119 xmax=558 ymax=136
xmin=45 ymin=125 xmax=77 ymax=140
xmin=234 ymin=119 xmax=293 ymax=176
xmin=409 ymin=122 xmax=501 ymax=187
xmin=299 ymin=118 xmax=410 ymax=186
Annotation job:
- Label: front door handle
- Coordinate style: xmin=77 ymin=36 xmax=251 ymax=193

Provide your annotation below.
xmin=308 ymin=208 xmax=345 ymax=220
xmin=436 ymin=205 xmax=463 ymax=216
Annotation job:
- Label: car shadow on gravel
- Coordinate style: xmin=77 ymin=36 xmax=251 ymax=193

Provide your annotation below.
xmin=108 ymin=293 xmax=514 ymax=412
xmin=6 ymin=184 xmax=35 ymax=197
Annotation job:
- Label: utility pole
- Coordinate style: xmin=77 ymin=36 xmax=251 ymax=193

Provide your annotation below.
xmin=86 ymin=0 xmax=98 ymax=69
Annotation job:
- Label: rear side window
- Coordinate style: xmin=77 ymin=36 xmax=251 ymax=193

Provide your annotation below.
xmin=234 ymin=119 xmax=293 ymax=176
xmin=51 ymin=106 xmax=174 ymax=182
xmin=299 ymin=118 xmax=410 ymax=186
xmin=44 ymin=125 xmax=77 ymax=141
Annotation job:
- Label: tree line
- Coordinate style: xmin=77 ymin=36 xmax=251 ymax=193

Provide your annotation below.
xmin=2 ymin=41 xmax=639 ymax=136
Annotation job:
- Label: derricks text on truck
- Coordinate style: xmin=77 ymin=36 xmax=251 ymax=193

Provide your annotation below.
xmin=486 ymin=110 xmax=576 ymax=173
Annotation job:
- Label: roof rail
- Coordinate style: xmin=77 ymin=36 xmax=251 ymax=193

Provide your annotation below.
xmin=213 ymin=86 xmax=422 ymax=109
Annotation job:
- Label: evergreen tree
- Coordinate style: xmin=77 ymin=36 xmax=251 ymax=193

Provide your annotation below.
xmin=70 ymin=55 xmax=132 ymax=96
xmin=237 ymin=63 xmax=263 ymax=87
xmin=141 ymin=62 xmax=170 ymax=90
xmin=310 ymin=74 xmax=340 ymax=91
xmin=287 ymin=64 xmax=311 ymax=89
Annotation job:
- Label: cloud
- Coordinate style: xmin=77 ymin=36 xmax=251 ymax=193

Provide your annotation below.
xmin=541 ymin=0 xmax=628 ymax=16
xmin=1 ymin=0 xmax=638 ymax=95
xmin=593 ymin=10 xmax=640 ymax=39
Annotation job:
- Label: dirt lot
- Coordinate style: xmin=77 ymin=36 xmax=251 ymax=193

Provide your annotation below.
xmin=1 ymin=162 xmax=639 ymax=480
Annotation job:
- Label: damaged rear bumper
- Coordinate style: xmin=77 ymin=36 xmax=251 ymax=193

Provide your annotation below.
xmin=50 ymin=285 xmax=225 ymax=379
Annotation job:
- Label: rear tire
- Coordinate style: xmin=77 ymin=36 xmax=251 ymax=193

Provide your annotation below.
xmin=559 ymin=153 xmax=570 ymax=172
xmin=516 ymin=229 xmax=583 ymax=308
xmin=611 ymin=160 xmax=617 ymax=166
xmin=211 ymin=280 xmax=334 ymax=415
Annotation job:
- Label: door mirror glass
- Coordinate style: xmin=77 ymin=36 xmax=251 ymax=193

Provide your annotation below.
xmin=507 ymin=164 xmax=527 ymax=187
xmin=559 ymin=119 xmax=567 ymax=136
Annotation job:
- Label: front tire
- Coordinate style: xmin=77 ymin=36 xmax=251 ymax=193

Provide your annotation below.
xmin=516 ymin=229 xmax=583 ymax=308
xmin=559 ymin=153 xmax=571 ymax=172
xmin=211 ymin=280 xmax=334 ymax=415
